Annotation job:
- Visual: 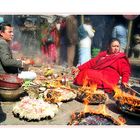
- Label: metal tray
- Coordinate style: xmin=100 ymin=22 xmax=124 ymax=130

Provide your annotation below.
xmin=117 ymin=101 xmax=140 ymax=117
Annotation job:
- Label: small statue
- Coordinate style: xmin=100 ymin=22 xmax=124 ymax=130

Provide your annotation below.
xmin=132 ymin=34 xmax=140 ymax=58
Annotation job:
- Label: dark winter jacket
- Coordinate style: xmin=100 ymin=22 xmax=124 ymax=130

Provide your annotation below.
xmin=0 ymin=38 xmax=23 ymax=74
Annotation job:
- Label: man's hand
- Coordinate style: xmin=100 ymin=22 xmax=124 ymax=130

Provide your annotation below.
xmin=23 ymin=59 xmax=35 ymax=65
xmin=22 ymin=59 xmax=35 ymax=71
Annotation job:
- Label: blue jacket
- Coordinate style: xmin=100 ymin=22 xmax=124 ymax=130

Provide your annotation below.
xmin=112 ymin=25 xmax=128 ymax=49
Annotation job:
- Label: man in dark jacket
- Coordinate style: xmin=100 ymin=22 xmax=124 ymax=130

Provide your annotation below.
xmin=0 ymin=22 xmax=30 ymax=74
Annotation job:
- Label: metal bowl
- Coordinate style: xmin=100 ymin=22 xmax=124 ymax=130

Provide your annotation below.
xmin=0 ymin=87 xmax=24 ymax=101
xmin=0 ymin=74 xmax=23 ymax=89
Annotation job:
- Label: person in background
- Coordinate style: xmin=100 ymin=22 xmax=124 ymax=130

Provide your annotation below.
xmin=56 ymin=16 xmax=67 ymax=66
xmin=44 ymin=23 xmax=57 ymax=64
xmin=73 ymin=38 xmax=131 ymax=93
xmin=55 ymin=17 xmax=62 ymax=65
xmin=0 ymin=16 xmax=4 ymax=24
xmin=112 ymin=17 xmax=128 ymax=52
xmin=78 ymin=17 xmax=95 ymax=65
xmin=0 ymin=22 xmax=32 ymax=74
xmin=57 ymin=15 xmax=78 ymax=67
xmin=66 ymin=15 xmax=78 ymax=67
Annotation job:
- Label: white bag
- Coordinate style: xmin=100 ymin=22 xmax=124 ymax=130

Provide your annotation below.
xmin=18 ymin=71 xmax=37 ymax=80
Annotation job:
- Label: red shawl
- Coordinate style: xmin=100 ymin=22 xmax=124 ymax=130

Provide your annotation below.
xmin=75 ymin=51 xmax=131 ymax=93
xmin=78 ymin=51 xmax=130 ymax=71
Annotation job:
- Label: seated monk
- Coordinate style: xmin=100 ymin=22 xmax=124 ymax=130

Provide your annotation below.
xmin=73 ymin=38 xmax=131 ymax=93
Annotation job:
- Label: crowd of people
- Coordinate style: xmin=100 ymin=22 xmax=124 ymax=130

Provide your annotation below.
xmin=0 ymin=15 xmax=131 ymax=94
xmin=40 ymin=15 xmax=78 ymax=67
xmin=39 ymin=15 xmax=129 ymax=67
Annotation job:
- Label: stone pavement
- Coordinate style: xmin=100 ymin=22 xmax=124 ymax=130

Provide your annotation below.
xmin=0 ymin=97 xmax=140 ymax=126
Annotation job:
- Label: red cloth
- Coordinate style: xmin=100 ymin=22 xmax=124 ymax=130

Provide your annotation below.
xmin=41 ymin=29 xmax=57 ymax=63
xmin=74 ymin=51 xmax=131 ymax=93
xmin=47 ymin=43 xmax=57 ymax=63
xmin=46 ymin=31 xmax=57 ymax=63
xmin=51 ymin=27 xmax=60 ymax=48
